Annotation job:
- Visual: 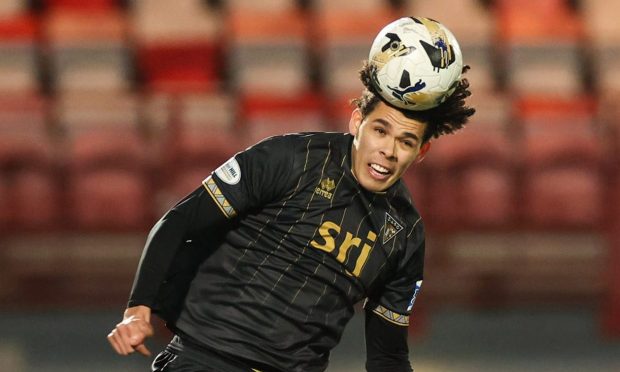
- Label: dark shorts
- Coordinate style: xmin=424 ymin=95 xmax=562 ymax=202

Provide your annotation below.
xmin=151 ymin=334 xmax=278 ymax=372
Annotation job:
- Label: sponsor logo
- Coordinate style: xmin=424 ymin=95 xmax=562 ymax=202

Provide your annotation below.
xmin=383 ymin=213 xmax=404 ymax=244
xmin=215 ymin=157 xmax=241 ymax=185
xmin=314 ymin=177 xmax=335 ymax=200
xmin=310 ymin=220 xmax=377 ymax=277
xmin=407 ymin=280 xmax=423 ymax=311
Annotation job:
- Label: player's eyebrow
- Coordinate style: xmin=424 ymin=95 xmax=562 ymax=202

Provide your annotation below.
xmin=373 ymin=118 xmax=420 ymax=141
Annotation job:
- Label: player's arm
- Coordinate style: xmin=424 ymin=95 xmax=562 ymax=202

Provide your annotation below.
xmin=365 ymin=306 xmax=412 ymax=372
xmin=107 ymin=185 xmax=230 ymax=356
xmin=365 ymin=219 xmax=425 ymax=371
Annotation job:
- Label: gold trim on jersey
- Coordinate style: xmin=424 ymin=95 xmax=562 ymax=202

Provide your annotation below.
xmin=202 ymin=176 xmax=237 ymax=219
xmin=372 ymin=304 xmax=410 ymax=326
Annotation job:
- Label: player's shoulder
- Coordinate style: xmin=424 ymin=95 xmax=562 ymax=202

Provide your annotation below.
xmin=389 ymin=181 xmax=424 ymax=229
xmin=254 ymin=132 xmax=350 ymax=156
xmin=262 ymin=131 xmax=349 ymax=145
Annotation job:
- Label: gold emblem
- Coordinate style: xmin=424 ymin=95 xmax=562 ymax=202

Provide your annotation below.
xmin=315 ymin=178 xmax=335 ymax=200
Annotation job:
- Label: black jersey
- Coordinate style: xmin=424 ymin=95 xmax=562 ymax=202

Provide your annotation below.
xmin=174 ymin=132 xmax=425 ymax=372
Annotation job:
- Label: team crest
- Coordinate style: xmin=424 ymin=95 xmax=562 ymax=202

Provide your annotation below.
xmin=383 ymin=213 xmax=404 ymax=244
xmin=315 ymin=178 xmax=335 ymax=200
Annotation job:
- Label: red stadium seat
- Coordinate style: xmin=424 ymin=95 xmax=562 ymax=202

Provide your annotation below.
xmin=68 ymin=169 xmax=150 ymax=230
xmin=150 ymin=92 xmax=241 ymax=211
xmin=239 ymin=92 xmax=327 ymax=147
xmin=0 ymin=94 xmax=60 ymax=231
xmin=132 ymin=0 xmax=223 ymax=93
xmin=136 ymin=42 xmax=222 ymax=93
xmin=423 ymin=92 xmax=516 ymax=231
xmin=424 ymin=127 xmax=517 ymax=231
xmin=42 ymin=0 xmax=121 ymax=11
xmin=55 ymin=92 xmax=153 ymax=230
xmin=602 ymin=171 xmax=620 ymax=337
xmin=517 ymin=96 xmax=606 ymax=229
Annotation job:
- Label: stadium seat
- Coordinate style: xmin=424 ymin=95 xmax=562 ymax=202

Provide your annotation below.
xmin=0 ymin=0 xmax=27 ymax=17
xmin=239 ymin=92 xmax=327 ymax=147
xmin=406 ymin=0 xmax=497 ymax=92
xmin=425 ymin=128 xmax=516 ymax=231
xmin=56 ymin=92 xmax=152 ymax=230
xmin=43 ymin=8 xmax=131 ymax=93
xmin=0 ymin=94 xmax=60 ymax=231
xmin=0 ymin=178 xmax=8 ymax=231
xmin=423 ymin=92 xmax=516 ymax=231
xmin=145 ymin=92 xmax=241 ymax=211
xmin=227 ymin=0 xmax=299 ymax=12
xmin=0 ymin=14 xmax=39 ymax=94
xmin=602 ymin=170 xmax=620 ymax=336
xmin=132 ymin=0 xmax=223 ymax=93
xmin=227 ymin=7 xmax=311 ymax=97
xmin=581 ymin=0 xmax=620 ymax=93
xmin=516 ymin=96 xmax=605 ymax=229
xmin=41 ymin=0 xmax=121 ymax=11
xmin=313 ymin=8 xmax=397 ymax=97
xmin=495 ymin=0 xmax=587 ymax=96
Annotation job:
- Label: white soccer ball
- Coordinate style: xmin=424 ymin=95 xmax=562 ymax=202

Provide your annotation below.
xmin=368 ymin=17 xmax=463 ymax=111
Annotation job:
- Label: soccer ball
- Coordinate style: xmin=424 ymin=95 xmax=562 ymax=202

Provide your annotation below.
xmin=368 ymin=17 xmax=463 ymax=111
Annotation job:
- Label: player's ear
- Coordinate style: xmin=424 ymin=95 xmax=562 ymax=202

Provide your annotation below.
xmin=348 ymin=108 xmax=363 ymax=136
xmin=415 ymin=141 xmax=431 ymax=163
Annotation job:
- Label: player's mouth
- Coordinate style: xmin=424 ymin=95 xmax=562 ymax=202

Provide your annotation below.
xmin=368 ymin=163 xmax=392 ymax=180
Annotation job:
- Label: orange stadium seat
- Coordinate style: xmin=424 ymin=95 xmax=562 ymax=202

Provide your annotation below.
xmin=495 ymin=0 xmax=587 ymax=96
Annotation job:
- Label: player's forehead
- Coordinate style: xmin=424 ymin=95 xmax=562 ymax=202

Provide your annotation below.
xmin=365 ymin=102 xmax=427 ymax=137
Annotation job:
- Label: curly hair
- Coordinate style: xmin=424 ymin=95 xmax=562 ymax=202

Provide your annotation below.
xmin=351 ymin=61 xmax=475 ymax=143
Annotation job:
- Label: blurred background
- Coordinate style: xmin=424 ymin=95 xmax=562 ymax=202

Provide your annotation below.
xmin=0 ymin=0 xmax=619 ymax=371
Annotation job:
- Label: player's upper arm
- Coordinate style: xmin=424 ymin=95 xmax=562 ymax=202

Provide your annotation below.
xmin=207 ymin=135 xmax=298 ymax=217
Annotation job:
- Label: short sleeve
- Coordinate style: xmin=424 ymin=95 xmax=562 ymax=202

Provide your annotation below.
xmin=365 ymin=219 xmax=425 ymax=327
xmin=203 ymin=136 xmax=297 ymax=218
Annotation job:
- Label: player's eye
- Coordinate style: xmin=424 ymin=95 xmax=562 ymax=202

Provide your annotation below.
xmin=374 ymin=127 xmax=386 ymax=135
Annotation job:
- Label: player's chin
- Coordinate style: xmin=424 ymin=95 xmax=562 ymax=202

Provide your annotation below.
xmin=362 ymin=177 xmax=396 ymax=193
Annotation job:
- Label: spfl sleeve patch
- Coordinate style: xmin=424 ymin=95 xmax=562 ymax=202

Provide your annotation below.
xmin=214 ymin=157 xmax=241 ymax=185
